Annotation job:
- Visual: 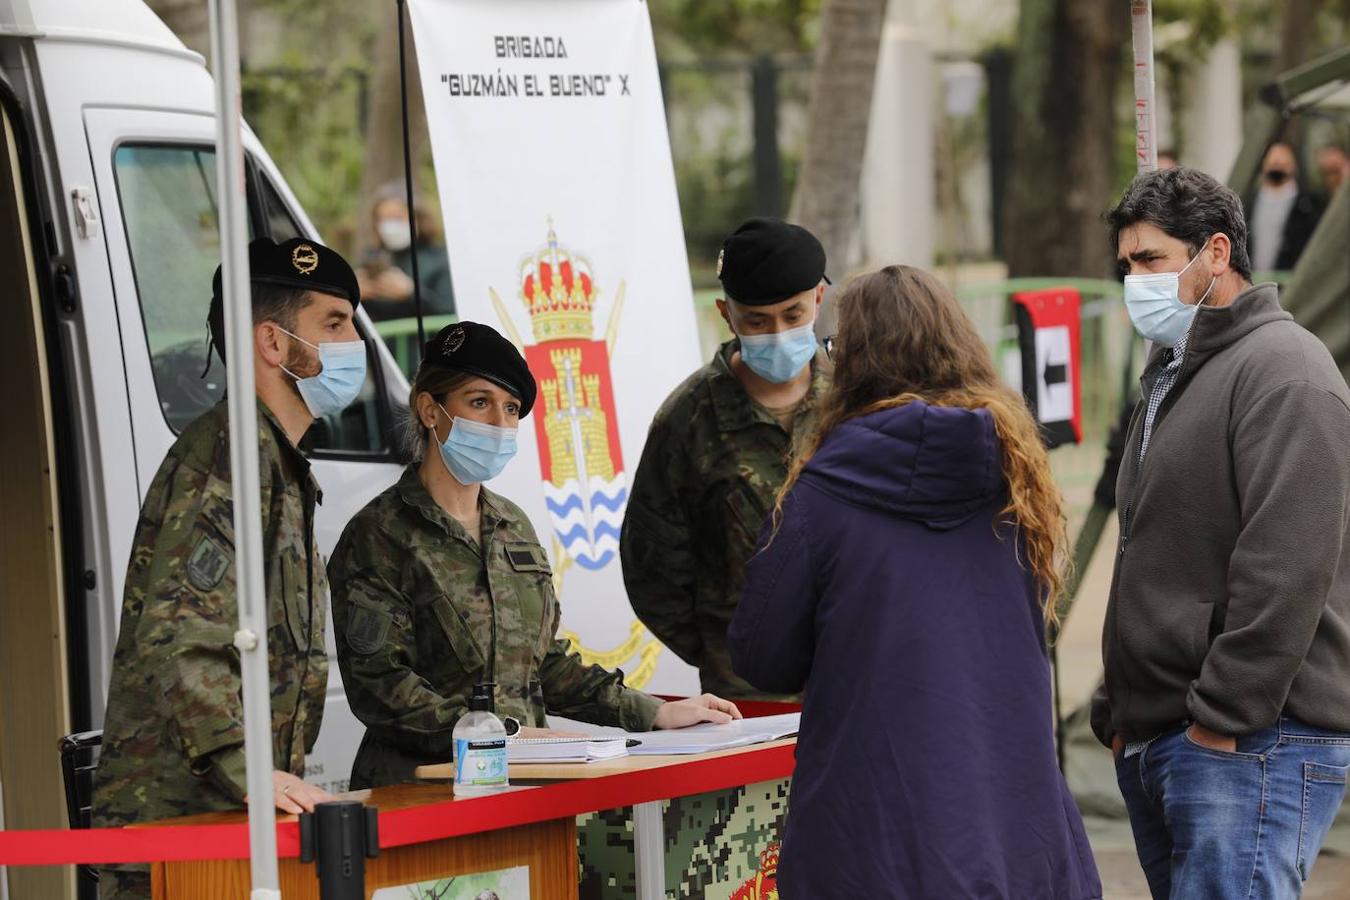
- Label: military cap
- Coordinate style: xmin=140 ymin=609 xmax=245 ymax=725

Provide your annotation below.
xmin=206 ymin=238 xmax=360 ymax=366
xmin=421 ymin=322 xmax=537 ymax=418
xmin=717 ymin=217 xmax=828 ymax=306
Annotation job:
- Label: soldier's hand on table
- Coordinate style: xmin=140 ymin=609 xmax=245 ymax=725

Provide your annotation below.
xmin=252 ymin=771 xmax=335 ymax=815
xmin=517 ymin=726 xmax=586 ymax=739
xmin=652 ymin=694 xmax=743 ymax=729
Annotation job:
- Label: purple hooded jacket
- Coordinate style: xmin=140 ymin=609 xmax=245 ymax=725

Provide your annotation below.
xmin=729 ymin=401 xmax=1101 ymax=899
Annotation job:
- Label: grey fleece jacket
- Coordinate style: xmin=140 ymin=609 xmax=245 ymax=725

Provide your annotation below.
xmin=1091 ymin=283 xmax=1350 ymax=747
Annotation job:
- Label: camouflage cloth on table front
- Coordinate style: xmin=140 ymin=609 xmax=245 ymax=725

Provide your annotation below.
xmin=621 ymin=340 xmax=828 ymax=699
xmin=576 ymin=778 xmax=792 ymax=900
xmin=328 ymin=465 xmax=663 ymax=788
xmin=91 ymin=400 xmax=328 ymax=896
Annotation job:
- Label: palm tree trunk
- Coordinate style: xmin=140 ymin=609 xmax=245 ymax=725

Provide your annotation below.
xmin=788 ymin=0 xmax=889 ymax=279
xmin=1003 ymin=0 xmax=1129 ymax=278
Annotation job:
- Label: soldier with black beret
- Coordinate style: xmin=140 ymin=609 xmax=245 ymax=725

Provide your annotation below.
xmin=93 ymin=237 xmax=365 ymax=900
xmin=328 ymin=322 xmax=741 ymax=788
xmin=622 ymin=217 xmax=832 ymax=700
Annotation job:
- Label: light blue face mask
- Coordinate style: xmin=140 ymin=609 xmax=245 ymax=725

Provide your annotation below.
xmin=279 ymin=328 xmax=367 ymax=418
xmin=737 ymin=320 xmax=818 ymax=383
xmin=1123 ymin=241 xmax=1216 ymax=347
xmin=436 ymin=406 xmax=518 ymax=485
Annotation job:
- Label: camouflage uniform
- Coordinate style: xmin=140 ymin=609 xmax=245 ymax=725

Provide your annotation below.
xmin=621 ymin=340 xmax=829 ymax=699
xmin=91 ymin=400 xmax=328 ymax=899
xmin=328 ymin=465 xmax=663 ymax=789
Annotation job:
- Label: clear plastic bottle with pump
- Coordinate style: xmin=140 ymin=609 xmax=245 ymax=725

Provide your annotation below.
xmin=452 ymin=683 xmax=509 ymax=796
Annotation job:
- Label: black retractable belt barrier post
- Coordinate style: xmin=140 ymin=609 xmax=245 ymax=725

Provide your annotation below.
xmin=300 ymin=800 xmax=380 ymax=900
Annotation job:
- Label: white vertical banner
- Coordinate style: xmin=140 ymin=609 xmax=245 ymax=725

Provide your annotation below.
xmin=408 ymin=0 xmax=701 ymax=694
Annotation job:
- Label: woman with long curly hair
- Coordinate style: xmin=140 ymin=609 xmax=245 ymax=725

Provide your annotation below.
xmin=728 ymin=266 xmax=1100 ymax=898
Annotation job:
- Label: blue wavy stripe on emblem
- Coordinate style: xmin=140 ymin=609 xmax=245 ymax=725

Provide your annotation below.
xmin=574 ymin=549 xmax=616 ymax=571
xmin=553 ymin=521 xmax=623 ymax=546
xmin=544 ymin=488 xmax=629 ymax=517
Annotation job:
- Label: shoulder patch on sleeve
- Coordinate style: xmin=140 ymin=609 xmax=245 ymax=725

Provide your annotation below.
xmin=346 ymin=599 xmax=393 ymax=655
xmin=186 ymin=534 xmax=231 ymax=592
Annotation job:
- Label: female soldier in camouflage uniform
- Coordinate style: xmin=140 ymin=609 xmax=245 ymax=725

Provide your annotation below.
xmin=329 ymin=322 xmax=739 ymax=788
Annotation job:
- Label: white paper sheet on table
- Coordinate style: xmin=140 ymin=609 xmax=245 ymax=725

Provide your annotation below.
xmin=550 ymin=712 xmax=800 ymax=756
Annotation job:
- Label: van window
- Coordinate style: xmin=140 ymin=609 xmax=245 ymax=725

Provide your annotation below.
xmin=113 ymin=144 xmax=392 ymax=455
xmin=259 ymin=175 xmax=303 ymax=242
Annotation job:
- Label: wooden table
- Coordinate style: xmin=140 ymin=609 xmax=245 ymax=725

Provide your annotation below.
xmin=417 ymin=739 xmax=797 ymax=899
xmin=147 ymin=783 xmax=576 ymax=900
xmin=138 ymin=739 xmax=798 ymax=899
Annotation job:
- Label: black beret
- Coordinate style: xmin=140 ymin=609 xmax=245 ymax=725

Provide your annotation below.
xmin=206 ymin=238 xmax=360 ymax=366
xmin=717 ymin=218 xmax=828 ymax=306
xmin=211 ymin=237 xmax=360 ymax=308
xmin=420 ymin=322 xmax=538 ymax=418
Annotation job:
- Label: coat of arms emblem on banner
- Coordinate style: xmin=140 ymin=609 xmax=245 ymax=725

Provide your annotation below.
xmin=492 ymin=220 xmax=628 ymax=572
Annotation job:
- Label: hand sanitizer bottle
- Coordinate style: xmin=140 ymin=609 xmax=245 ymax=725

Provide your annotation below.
xmin=453 ymin=683 xmax=509 ymax=796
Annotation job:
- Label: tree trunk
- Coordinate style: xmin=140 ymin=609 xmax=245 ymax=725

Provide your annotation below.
xmin=1002 ymin=0 xmax=1129 ymax=279
xmin=788 ymin=0 xmax=889 ymax=279
xmin=353 ymin=5 xmax=429 ymax=264
xmin=1276 ymin=0 xmax=1326 ymax=72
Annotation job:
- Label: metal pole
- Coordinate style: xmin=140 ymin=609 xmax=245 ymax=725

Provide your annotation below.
xmin=1131 ymin=0 xmax=1158 ymax=172
xmin=632 ymin=800 xmax=666 ymax=900
xmin=206 ymin=0 xmax=281 ymax=897
xmin=395 ymin=0 xmax=426 ymax=364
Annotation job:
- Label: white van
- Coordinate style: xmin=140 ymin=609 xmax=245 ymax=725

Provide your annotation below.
xmin=0 ymin=1 xmax=402 ymax=893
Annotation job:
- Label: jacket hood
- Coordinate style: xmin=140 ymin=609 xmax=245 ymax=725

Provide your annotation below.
xmin=800 ymin=400 xmax=1002 ymax=529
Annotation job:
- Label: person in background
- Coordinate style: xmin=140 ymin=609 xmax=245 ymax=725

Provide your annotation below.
xmin=92 ymin=238 xmax=367 ymax=899
xmin=1096 ymin=166 xmax=1350 ymax=899
xmin=328 ymin=322 xmax=741 ymax=788
xmin=357 ymin=182 xmax=455 ymax=321
xmin=621 ymin=218 xmax=831 ymax=700
xmin=728 ymin=265 xmax=1100 ymax=898
xmin=1156 ymin=148 xmax=1179 ymax=170
xmin=1246 ymin=141 xmax=1324 ymax=272
xmin=1316 ymin=142 xmax=1349 ymax=195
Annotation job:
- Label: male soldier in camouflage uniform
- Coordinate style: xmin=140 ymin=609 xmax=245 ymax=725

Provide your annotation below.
xmin=622 ymin=219 xmax=830 ymax=699
xmin=91 ymin=238 xmax=364 ymax=899
xmin=329 ymin=322 xmax=739 ymax=788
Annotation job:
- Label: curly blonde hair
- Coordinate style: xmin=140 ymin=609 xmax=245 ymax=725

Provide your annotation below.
xmin=773 ymin=265 xmax=1069 ymax=628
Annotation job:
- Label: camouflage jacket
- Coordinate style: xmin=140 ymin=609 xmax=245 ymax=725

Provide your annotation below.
xmin=328 ymin=465 xmax=662 ymax=788
xmin=621 ymin=340 xmax=829 ymax=699
xmin=92 ymin=400 xmax=328 ymax=834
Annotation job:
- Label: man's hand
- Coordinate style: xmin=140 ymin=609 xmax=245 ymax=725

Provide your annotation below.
xmin=246 ymin=770 xmax=335 ymax=816
xmin=652 ymin=694 xmax=743 ymax=730
xmin=1186 ymin=722 xmax=1237 ymax=753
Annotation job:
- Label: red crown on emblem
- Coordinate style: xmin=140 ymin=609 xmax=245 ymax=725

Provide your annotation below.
xmin=519 ymin=218 xmax=598 ymax=341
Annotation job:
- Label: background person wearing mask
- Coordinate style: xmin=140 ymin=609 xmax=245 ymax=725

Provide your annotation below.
xmin=621 ymin=218 xmax=830 ymax=700
xmin=1246 ymin=141 xmax=1325 ymax=272
xmin=1317 ymin=142 xmax=1349 ymax=195
xmin=728 ymin=266 xmax=1100 ymax=898
xmin=1096 ymin=166 xmax=1350 ymax=898
xmin=328 ymin=323 xmax=741 ymax=788
xmin=357 ymin=183 xmax=455 ymax=321
xmin=92 ymin=238 xmax=367 ymax=900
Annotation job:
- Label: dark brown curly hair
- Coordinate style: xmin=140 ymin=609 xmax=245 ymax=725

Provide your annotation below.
xmin=773 ymin=265 xmax=1069 ymax=626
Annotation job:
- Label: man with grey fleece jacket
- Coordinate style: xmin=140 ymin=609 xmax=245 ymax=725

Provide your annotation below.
xmin=1093 ymin=166 xmax=1350 ymax=900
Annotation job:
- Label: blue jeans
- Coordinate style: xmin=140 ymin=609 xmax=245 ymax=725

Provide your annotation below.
xmin=1115 ymin=716 xmax=1350 ymax=899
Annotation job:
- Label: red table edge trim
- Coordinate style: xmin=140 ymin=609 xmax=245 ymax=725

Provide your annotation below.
xmin=0 ymin=741 xmax=796 ymax=866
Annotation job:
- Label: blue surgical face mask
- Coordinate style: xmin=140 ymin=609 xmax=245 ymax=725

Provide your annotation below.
xmin=278 ymin=328 xmax=367 ymax=418
xmin=737 ymin=320 xmax=818 ymax=383
xmin=1123 ymin=242 xmax=1216 ymax=347
xmin=435 ymin=405 xmax=518 ymax=485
